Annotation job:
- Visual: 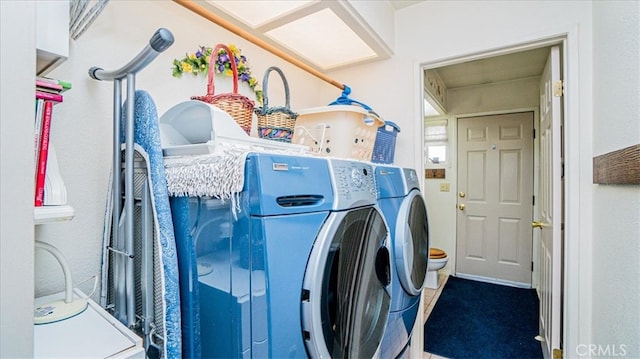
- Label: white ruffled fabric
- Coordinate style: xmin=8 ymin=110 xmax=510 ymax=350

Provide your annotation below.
xmin=164 ymin=142 xmax=309 ymax=215
xmin=164 ymin=143 xmax=249 ymax=199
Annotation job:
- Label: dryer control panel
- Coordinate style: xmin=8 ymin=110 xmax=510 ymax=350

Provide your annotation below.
xmin=402 ymin=168 xmax=420 ymax=192
xmin=328 ymin=159 xmax=377 ymax=209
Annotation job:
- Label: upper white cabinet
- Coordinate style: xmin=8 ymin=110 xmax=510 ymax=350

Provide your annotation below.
xmin=36 ymin=1 xmax=69 ymax=75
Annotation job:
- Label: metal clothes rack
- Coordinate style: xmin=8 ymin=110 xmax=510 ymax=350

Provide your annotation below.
xmin=89 ymin=28 xmax=174 ymax=357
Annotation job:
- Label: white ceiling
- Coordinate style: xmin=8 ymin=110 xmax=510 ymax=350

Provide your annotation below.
xmin=389 ymin=1 xmax=426 ymax=10
xmin=423 ymin=46 xmax=551 ymax=116
xmin=431 ymin=47 xmax=551 ymax=89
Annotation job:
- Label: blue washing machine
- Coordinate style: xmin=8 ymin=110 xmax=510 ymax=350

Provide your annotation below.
xmin=375 ymin=166 xmax=430 ymax=358
xmin=171 ymin=153 xmax=392 ymax=358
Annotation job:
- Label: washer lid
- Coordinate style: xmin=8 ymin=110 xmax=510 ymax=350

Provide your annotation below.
xmin=395 ymin=189 xmax=429 ymax=295
xmin=301 ymin=207 xmax=391 ymax=358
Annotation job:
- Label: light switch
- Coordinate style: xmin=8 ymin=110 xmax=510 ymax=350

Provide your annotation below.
xmin=440 ymin=182 xmax=450 ymax=192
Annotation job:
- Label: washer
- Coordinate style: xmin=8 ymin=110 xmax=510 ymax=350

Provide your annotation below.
xmin=172 ymin=153 xmax=392 ymax=358
xmin=374 ymin=166 xmax=430 ymax=358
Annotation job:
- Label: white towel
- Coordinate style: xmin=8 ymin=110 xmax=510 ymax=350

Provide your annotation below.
xmin=164 ymin=143 xmax=249 ymax=199
xmin=164 ymin=141 xmax=309 ymax=217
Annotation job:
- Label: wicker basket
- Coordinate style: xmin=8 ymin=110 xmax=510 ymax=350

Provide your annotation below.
xmin=191 ymin=44 xmax=255 ymax=135
xmin=254 ymin=66 xmax=298 ymax=142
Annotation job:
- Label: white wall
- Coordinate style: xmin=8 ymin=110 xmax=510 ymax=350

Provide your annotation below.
xmin=1 ymin=3 xmax=36 ymax=357
xmin=592 ymin=1 xmax=640 ymax=357
xmin=327 ymin=0 xmax=595 ymax=354
xmin=35 ymin=1 xmax=327 ymax=300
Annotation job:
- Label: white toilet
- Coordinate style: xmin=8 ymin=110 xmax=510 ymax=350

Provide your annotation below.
xmin=425 ymin=248 xmax=448 ymax=289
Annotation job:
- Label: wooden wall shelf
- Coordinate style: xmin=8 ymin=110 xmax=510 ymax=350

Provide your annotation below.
xmin=425 ymin=168 xmax=446 ymax=179
xmin=593 ymin=144 xmax=640 ymax=185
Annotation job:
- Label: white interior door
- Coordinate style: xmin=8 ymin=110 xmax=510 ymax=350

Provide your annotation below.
xmin=456 ymin=112 xmax=534 ymax=286
xmin=537 ymin=45 xmax=563 ymax=359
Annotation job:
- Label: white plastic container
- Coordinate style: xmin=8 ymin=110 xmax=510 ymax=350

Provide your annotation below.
xmin=291 ymin=105 xmax=384 ymax=161
xmin=159 ymin=100 xmax=307 ymax=156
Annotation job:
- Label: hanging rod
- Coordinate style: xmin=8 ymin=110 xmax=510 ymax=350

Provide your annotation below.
xmin=172 ymin=0 xmax=346 ymax=91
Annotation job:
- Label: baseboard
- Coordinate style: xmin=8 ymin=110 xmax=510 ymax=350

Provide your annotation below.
xmin=454 ymin=273 xmax=532 ymax=289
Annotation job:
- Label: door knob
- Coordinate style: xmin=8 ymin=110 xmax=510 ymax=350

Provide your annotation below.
xmin=532 ymin=221 xmax=545 ymax=229
xmin=459 ymin=191 xmax=466 ymax=198
xmin=458 ymin=204 xmax=465 ymax=210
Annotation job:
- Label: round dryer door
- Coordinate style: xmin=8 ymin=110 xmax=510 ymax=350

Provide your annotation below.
xmin=395 ymin=189 xmax=429 ymax=296
xmin=301 ymin=206 xmax=391 ymax=358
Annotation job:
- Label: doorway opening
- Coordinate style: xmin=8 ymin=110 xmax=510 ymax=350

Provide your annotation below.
xmin=421 ymin=44 xmax=554 ymax=286
xmin=419 ymin=40 xmax=567 ymax=359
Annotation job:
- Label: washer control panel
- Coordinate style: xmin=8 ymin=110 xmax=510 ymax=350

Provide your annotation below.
xmin=329 ymin=159 xmax=377 ymax=209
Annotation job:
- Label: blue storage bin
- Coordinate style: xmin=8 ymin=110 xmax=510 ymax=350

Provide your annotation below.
xmin=372 ymin=121 xmax=400 ymax=164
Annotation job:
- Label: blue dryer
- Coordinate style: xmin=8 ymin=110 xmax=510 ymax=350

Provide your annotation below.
xmin=171 ymin=153 xmax=392 ymax=358
xmin=374 ymin=166 xmax=430 ymax=358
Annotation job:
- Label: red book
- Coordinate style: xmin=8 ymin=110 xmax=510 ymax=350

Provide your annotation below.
xmin=36 ymin=90 xmax=63 ymax=103
xmin=34 ymin=101 xmax=54 ymax=206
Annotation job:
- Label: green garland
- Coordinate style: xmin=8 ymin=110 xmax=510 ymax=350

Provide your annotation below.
xmin=172 ymin=43 xmax=263 ymax=105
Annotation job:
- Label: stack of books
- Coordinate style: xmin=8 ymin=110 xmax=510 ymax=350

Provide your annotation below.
xmin=34 ymin=77 xmax=71 ymax=207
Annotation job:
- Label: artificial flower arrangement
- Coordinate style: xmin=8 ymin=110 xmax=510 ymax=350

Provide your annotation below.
xmin=172 ymin=43 xmax=263 ymax=104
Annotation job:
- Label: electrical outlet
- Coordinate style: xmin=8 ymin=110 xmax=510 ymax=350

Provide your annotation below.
xmin=440 ymin=182 xmax=450 ymax=192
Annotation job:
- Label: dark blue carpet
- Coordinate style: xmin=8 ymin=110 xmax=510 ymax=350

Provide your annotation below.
xmin=424 ymin=276 xmax=543 ymax=359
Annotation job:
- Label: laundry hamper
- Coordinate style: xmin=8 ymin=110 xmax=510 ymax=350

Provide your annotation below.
xmin=191 ymin=44 xmax=254 ymax=135
xmin=371 ymin=121 xmax=400 ymax=164
xmin=292 ymin=85 xmax=384 ymax=161
xmin=254 ymin=66 xmax=298 ymax=142
xmin=291 ymin=105 xmax=384 ymax=161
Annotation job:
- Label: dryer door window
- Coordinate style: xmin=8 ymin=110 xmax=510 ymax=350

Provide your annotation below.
xmin=395 ymin=190 xmax=430 ymax=295
xmin=302 ymin=206 xmax=391 ymax=358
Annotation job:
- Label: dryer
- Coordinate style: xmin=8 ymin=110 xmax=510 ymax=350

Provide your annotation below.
xmin=375 ymin=166 xmax=430 ymax=358
xmin=171 ymin=153 xmax=392 ymax=358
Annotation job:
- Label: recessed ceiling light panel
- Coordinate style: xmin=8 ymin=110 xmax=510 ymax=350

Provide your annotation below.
xmin=207 ymin=0 xmax=314 ymax=28
xmin=199 ymin=0 xmax=389 ymax=70
xmin=265 ymin=8 xmax=377 ymax=70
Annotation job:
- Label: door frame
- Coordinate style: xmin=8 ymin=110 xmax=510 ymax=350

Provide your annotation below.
xmin=453 ymin=109 xmax=539 ymax=289
xmin=413 ymin=30 xmax=587 ymax=356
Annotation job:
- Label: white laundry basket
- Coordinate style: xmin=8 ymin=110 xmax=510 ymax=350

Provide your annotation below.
xmin=291 ymin=105 xmax=384 ymax=161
